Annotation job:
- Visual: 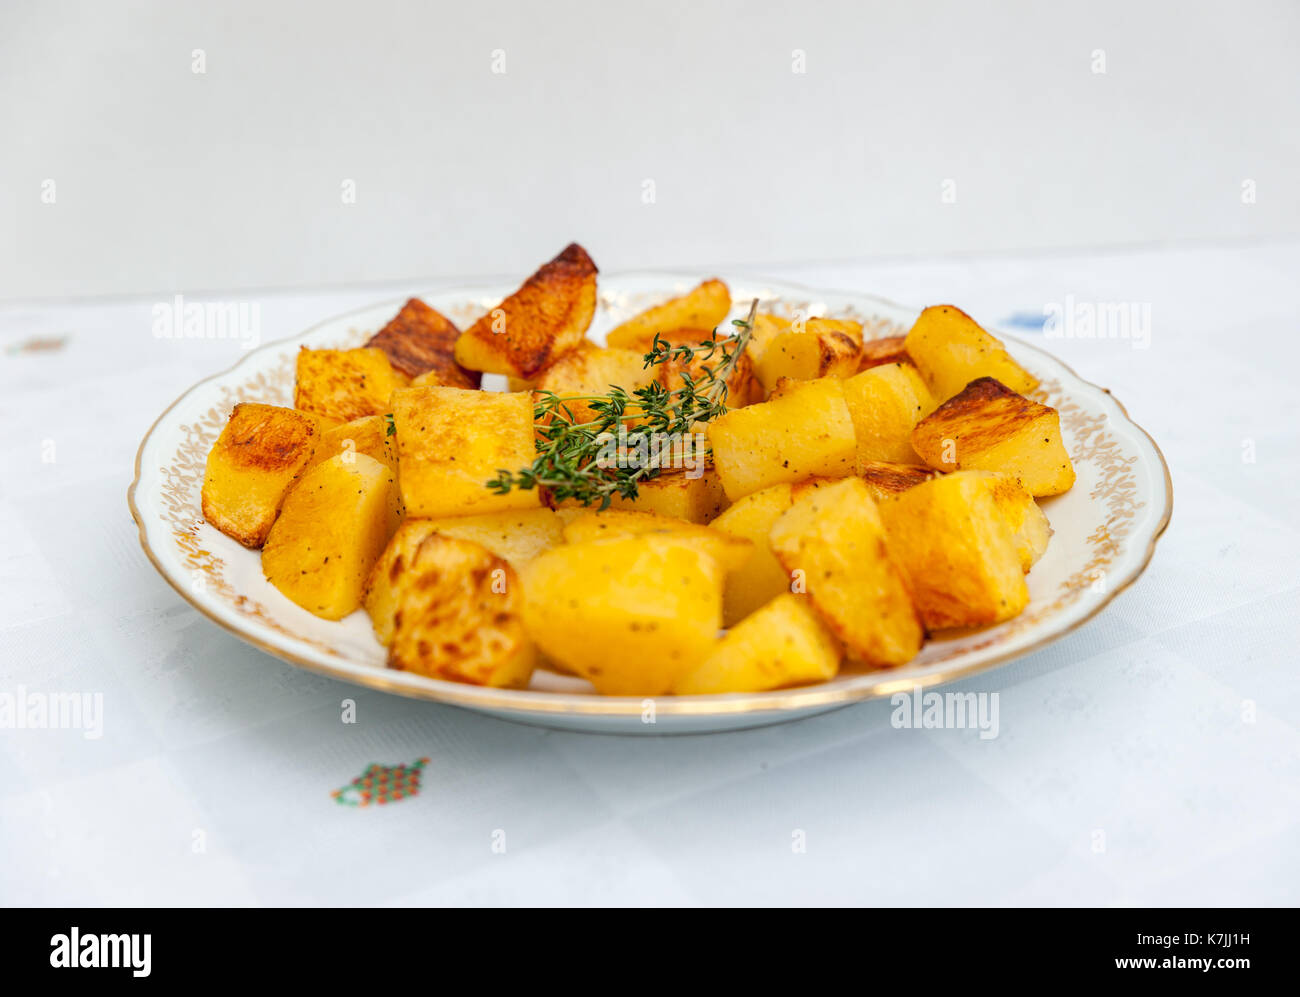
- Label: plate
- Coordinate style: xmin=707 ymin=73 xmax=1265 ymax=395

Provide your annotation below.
xmin=128 ymin=273 xmax=1172 ymax=734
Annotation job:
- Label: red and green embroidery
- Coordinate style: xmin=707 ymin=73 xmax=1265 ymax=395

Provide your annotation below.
xmin=332 ymin=757 xmax=430 ymax=807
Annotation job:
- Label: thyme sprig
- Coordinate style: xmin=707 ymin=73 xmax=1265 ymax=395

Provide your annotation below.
xmin=486 ymin=297 xmax=759 ymax=509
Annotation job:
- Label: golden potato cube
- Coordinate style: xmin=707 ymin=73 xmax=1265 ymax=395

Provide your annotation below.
xmin=385 ymin=534 xmax=535 ymax=687
xmin=604 ymin=278 xmax=731 ymax=349
xmin=843 ymin=361 xmax=937 ymax=468
xmin=963 ymin=471 xmax=1052 ymax=572
xmin=304 ymin=414 xmax=398 ymax=478
xmin=362 ymin=520 xmax=438 ymax=646
xmin=709 ymin=483 xmax=795 ymax=626
xmin=520 ymin=535 xmax=725 ymax=695
xmin=877 ymin=472 xmax=1029 ymax=630
xmin=903 ymin=305 xmax=1038 ymax=402
xmin=910 ymin=377 xmax=1075 ymax=496
xmin=261 ymin=453 xmax=401 ymax=620
xmin=532 ymin=343 xmax=657 ymax=425
xmin=293 ymin=346 xmax=408 ymax=425
xmin=769 ymin=478 xmax=923 ymax=668
xmin=673 ymin=594 xmax=843 ymax=695
xmin=854 ymin=461 xmax=938 ymax=502
xmin=202 ymin=403 xmax=322 ymax=548
xmin=859 ymin=335 xmax=909 ymax=370
xmin=560 ymin=509 xmax=753 ymax=573
xmin=453 ymin=243 xmax=598 ymax=379
xmin=391 ymin=386 xmax=540 ymax=518
xmin=707 ymin=377 xmax=857 ymax=501
xmin=366 ymin=297 xmax=479 ymax=388
xmin=753 ymin=318 xmax=863 ymax=394
xmin=604 ymin=466 xmax=730 ymax=523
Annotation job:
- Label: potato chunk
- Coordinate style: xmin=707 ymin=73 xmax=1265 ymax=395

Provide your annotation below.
xmin=387 ymin=534 xmax=535 ymax=688
xmin=910 ymin=377 xmax=1075 ymax=496
xmin=391 ymin=386 xmax=539 ymax=518
xmin=453 ymin=243 xmax=598 ymax=379
xmin=652 ymin=328 xmax=760 ymax=408
xmin=707 ymin=377 xmax=857 ymax=500
xmin=304 ymin=414 xmax=398 ymax=477
xmin=261 ymin=454 xmax=401 ymax=620
xmin=903 ymin=305 xmax=1038 ymax=402
xmin=752 ymin=318 xmax=863 ymax=394
xmin=560 ymin=509 xmax=753 ymax=573
xmin=520 ymin=535 xmax=724 ymax=695
xmin=769 ymin=478 xmax=923 ymax=668
xmin=859 ymin=335 xmax=909 ymax=370
xmin=604 ymin=278 xmax=731 ymax=349
xmin=843 ymin=361 xmax=937 ymax=468
xmin=708 ymin=483 xmax=795 ymax=626
xmin=531 ymin=343 xmax=657 ymax=425
xmin=604 ymin=466 xmax=729 ymax=523
xmin=366 ymin=297 xmax=479 ymax=388
xmin=855 ymin=461 xmax=938 ymax=502
xmin=202 ymin=403 xmax=321 ymax=548
xmin=293 ymin=346 xmax=408 ymax=425
xmin=877 ymin=472 xmax=1028 ymax=630
xmin=673 ymin=594 xmax=842 ymax=695
xmin=964 ymin=471 xmax=1052 ymax=571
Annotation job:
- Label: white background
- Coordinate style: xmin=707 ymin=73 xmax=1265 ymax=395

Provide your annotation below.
xmin=3 ymin=0 xmax=1299 ymax=300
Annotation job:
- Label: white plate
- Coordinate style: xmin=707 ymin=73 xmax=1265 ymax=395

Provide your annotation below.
xmin=129 ymin=273 xmax=1172 ymax=734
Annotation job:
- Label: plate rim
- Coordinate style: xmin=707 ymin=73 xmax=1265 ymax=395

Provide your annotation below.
xmin=127 ymin=271 xmax=1174 ymax=719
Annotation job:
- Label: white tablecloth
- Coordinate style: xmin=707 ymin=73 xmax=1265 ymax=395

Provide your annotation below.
xmin=2 ymin=243 xmax=1298 ymax=906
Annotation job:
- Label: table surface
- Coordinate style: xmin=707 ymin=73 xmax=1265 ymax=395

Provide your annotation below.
xmin=2 ymin=242 xmax=1297 ymax=906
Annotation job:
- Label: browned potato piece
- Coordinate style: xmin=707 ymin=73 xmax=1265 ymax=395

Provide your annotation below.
xmin=293 ymin=346 xmax=408 ymax=426
xmin=363 ymin=520 xmax=438 ymax=646
xmin=842 ymin=361 xmax=937 ymax=468
xmin=531 ymin=343 xmax=657 ymax=425
xmin=855 ymin=461 xmax=939 ymax=502
xmin=604 ymin=466 xmax=730 ymax=523
xmin=391 ymin=386 xmax=540 ymax=518
xmin=769 ymin=478 xmax=923 ymax=668
xmin=707 ymin=377 xmax=857 ymax=500
xmin=904 ymin=305 xmax=1038 ymax=401
xmin=366 ymin=297 xmax=479 ymax=388
xmin=651 ymin=329 xmax=760 ymax=408
xmin=753 ymin=318 xmax=863 ymax=393
xmin=877 ymin=472 xmax=1028 ymax=630
xmin=453 ymin=243 xmax=598 ymax=379
xmin=261 ymin=454 xmax=402 ymax=620
xmin=859 ymin=335 xmax=909 ymax=370
xmin=910 ymin=377 xmax=1075 ymax=497
xmin=605 ymin=278 xmax=731 ymax=349
xmin=303 ymin=415 xmax=398 ymax=478
xmin=389 ymin=534 xmax=535 ymax=688
xmin=202 ymin=403 xmax=321 ymax=548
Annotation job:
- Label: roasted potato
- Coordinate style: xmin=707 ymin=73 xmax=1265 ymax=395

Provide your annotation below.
xmin=202 ymin=403 xmax=321 ymax=548
xmin=769 ymin=478 xmax=923 ymax=668
xmin=707 ymin=377 xmax=857 ymax=501
xmin=604 ymin=278 xmax=731 ymax=349
xmin=859 ymin=335 xmax=909 ymax=370
xmin=293 ymin=346 xmax=408 ymax=426
xmin=362 ymin=520 xmax=437 ymax=646
xmin=389 ymin=534 xmax=535 ymax=688
xmin=604 ymin=466 xmax=729 ymax=523
xmin=391 ymin=385 xmax=540 ymax=517
xmin=367 ymin=297 xmax=479 ymax=388
xmin=520 ymin=535 xmax=725 ymax=695
xmin=877 ymin=472 xmax=1028 ymax=630
xmin=652 ymin=328 xmax=760 ymax=408
xmin=705 ymin=482 xmax=795 ymax=626
xmin=304 ymin=414 xmax=398 ymax=478
xmin=261 ymin=453 xmax=402 ymax=620
xmin=531 ymin=343 xmax=657 ymax=425
xmin=910 ymin=377 xmax=1075 ymax=496
xmin=752 ymin=317 xmax=863 ymax=394
xmin=903 ymin=305 xmax=1038 ymax=402
xmin=672 ymin=594 xmax=842 ymax=694
xmin=453 ymin=243 xmax=598 ymax=379
xmin=560 ymin=509 xmax=753 ymax=573
xmin=967 ymin=471 xmax=1052 ymax=571
xmin=854 ymin=461 xmax=939 ymax=502
xmin=842 ymin=361 xmax=937 ymax=468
